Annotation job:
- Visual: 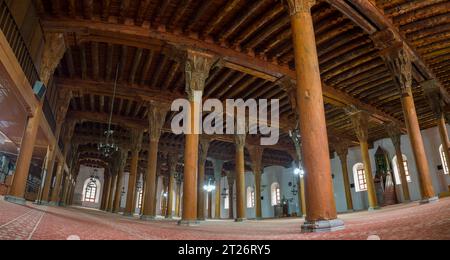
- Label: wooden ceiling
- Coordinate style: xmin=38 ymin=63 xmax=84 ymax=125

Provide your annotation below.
xmin=35 ymin=0 xmax=450 ymax=171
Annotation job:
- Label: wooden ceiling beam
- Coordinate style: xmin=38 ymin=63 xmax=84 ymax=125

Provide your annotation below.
xmin=91 ymin=42 xmax=100 ymax=80
xmin=129 ymin=48 xmax=144 ymax=85
xmin=43 ymin=18 xmax=403 ymax=130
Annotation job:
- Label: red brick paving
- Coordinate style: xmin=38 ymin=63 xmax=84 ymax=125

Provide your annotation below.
xmin=0 ymin=196 xmax=449 ymax=240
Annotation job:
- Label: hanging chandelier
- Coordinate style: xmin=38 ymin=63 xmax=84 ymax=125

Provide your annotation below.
xmin=98 ymin=64 xmax=120 ymax=157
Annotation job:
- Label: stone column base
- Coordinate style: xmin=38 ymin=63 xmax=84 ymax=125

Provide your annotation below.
xmin=4 ymin=195 xmax=26 ymax=205
xmin=420 ymin=196 xmax=439 ymax=204
xmin=368 ymin=206 xmax=381 ymax=211
xmin=165 ymin=216 xmax=173 ymax=220
xmin=123 ymin=212 xmax=134 ymax=217
xmin=301 ymin=219 xmax=345 ymax=233
xmin=48 ymin=201 xmax=59 ymax=207
xmin=255 ymin=217 xmax=264 ymax=221
xmin=34 ymin=200 xmax=49 ymax=205
xmin=178 ymin=220 xmax=200 ymax=226
xmin=141 ymin=215 xmax=156 ymax=221
xmin=234 ymin=218 xmax=246 ymax=222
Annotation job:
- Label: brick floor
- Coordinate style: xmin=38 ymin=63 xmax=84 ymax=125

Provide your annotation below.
xmin=0 ymin=196 xmax=449 ymax=240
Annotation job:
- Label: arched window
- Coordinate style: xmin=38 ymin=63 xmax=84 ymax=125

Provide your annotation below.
xmin=353 ymin=163 xmax=367 ymax=192
xmin=392 ymin=155 xmax=412 ymax=184
xmin=440 ymin=145 xmax=449 ymax=175
xmin=271 ymin=183 xmax=281 ymax=206
xmin=247 ymin=186 xmax=255 ymax=208
xmin=224 ymin=189 xmax=229 ymax=209
xmin=84 ymin=180 xmax=98 ymax=202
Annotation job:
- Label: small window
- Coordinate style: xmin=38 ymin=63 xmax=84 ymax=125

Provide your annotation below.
xmin=440 ymin=145 xmax=449 ymax=175
xmin=353 ymin=163 xmax=367 ymax=192
xmin=392 ymin=155 xmax=412 ymax=184
xmin=84 ymin=180 xmax=97 ymax=202
xmin=271 ymin=183 xmax=281 ymax=206
xmin=247 ymin=186 xmax=255 ymax=208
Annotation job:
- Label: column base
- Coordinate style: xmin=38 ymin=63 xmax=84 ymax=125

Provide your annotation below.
xmin=234 ymin=218 xmax=246 ymax=222
xmin=420 ymin=196 xmax=439 ymax=204
xmin=48 ymin=201 xmax=59 ymax=207
xmin=123 ymin=212 xmax=134 ymax=217
xmin=165 ymin=216 xmax=173 ymax=220
xmin=255 ymin=217 xmax=264 ymax=221
xmin=301 ymin=219 xmax=345 ymax=233
xmin=368 ymin=206 xmax=381 ymax=212
xmin=178 ymin=220 xmax=200 ymax=226
xmin=4 ymin=195 xmax=26 ymax=205
xmin=141 ymin=215 xmax=156 ymax=221
xmin=34 ymin=200 xmax=49 ymax=205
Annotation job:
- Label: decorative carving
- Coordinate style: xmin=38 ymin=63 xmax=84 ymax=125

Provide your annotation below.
xmin=185 ymin=49 xmax=215 ymax=101
xmin=422 ymin=79 xmax=446 ymax=119
xmin=285 ymin=0 xmax=316 ymax=16
xmin=371 ymin=30 xmax=413 ymax=97
xmin=199 ymin=137 xmax=210 ymax=165
xmin=334 ymin=142 xmax=349 ymax=160
xmin=386 ymin=122 xmax=402 ymax=149
xmin=246 ymin=144 xmax=264 ymax=175
xmin=234 ymin=134 xmax=246 ymax=148
xmin=276 ymin=76 xmax=297 ymax=117
xmin=346 ymin=107 xmax=370 ymax=142
xmin=130 ymin=129 xmax=143 ymax=152
xmin=56 ymin=90 xmax=73 ymax=125
xmin=147 ymin=102 xmax=169 ymax=141
xmin=40 ymin=33 xmax=66 ymax=86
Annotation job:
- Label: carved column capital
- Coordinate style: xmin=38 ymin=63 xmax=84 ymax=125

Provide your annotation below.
xmin=276 ymin=76 xmax=297 ymax=116
xmin=386 ymin=122 xmax=402 ymax=149
xmin=40 ymin=33 xmax=66 ymax=86
xmin=147 ymin=101 xmax=169 ymax=142
xmin=246 ymin=144 xmax=264 ymax=175
xmin=234 ymin=134 xmax=246 ymax=149
xmin=285 ymin=0 xmax=316 ymax=16
xmin=371 ymin=30 xmax=413 ymax=97
xmin=199 ymin=137 xmax=211 ymax=165
xmin=333 ymin=142 xmax=349 ymax=161
xmin=346 ymin=107 xmax=369 ymax=143
xmin=422 ymin=79 xmax=446 ymax=119
xmin=56 ymin=90 xmax=73 ymax=125
xmin=185 ymin=49 xmax=215 ymax=101
xmin=130 ymin=129 xmax=143 ymax=153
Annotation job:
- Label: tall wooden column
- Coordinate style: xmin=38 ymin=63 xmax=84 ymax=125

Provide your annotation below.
xmin=423 ymin=79 xmax=450 ymax=181
xmin=227 ymin=173 xmax=235 ymax=220
xmin=207 ymin=192 xmax=213 ymax=219
xmin=197 ymin=138 xmax=210 ymax=220
xmin=334 ymin=143 xmax=354 ymax=211
xmin=166 ymin=153 xmax=178 ymax=219
xmin=141 ymin=103 xmax=168 ymax=220
xmin=235 ymin=134 xmax=246 ymax=222
xmin=124 ymin=129 xmax=143 ymax=216
xmin=179 ymin=50 xmax=215 ymax=226
xmin=373 ymin=31 xmax=437 ymax=203
xmin=175 ymin=182 xmax=182 ymax=217
xmin=36 ymin=145 xmax=54 ymax=204
xmin=386 ymin=123 xmax=411 ymax=202
xmin=286 ymin=0 xmax=343 ymax=232
xmin=5 ymin=107 xmax=42 ymax=205
xmin=213 ymin=160 xmax=224 ymax=219
xmin=348 ymin=109 xmax=379 ymax=210
xmin=247 ymin=144 xmax=264 ymax=220
xmin=113 ymin=150 xmax=128 ymax=213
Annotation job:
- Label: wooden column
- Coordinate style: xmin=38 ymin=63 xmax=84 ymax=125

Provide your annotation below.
xmin=100 ymin=173 xmax=109 ymax=210
xmin=334 ymin=143 xmax=354 ymax=211
xmin=113 ymin=150 xmax=128 ymax=213
xmin=235 ymin=134 xmax=246 ymax=222
xmin=124 ymin=129 xmax=143 ymax=216
xmin=227 ymin=173 xmax=235 ymax=220
xmin=179 ymin=50 xmax=215 ymax=226
xmin=107 ymin=172 xmax=118 ymax=212
xmin=141 ymin=103 xmax=168 ymax=220
xmin=247 ymin=144 xmax=264 ymax=220
xmin=373 ymin=32 xmax=437 ymax=203
xmin=386 ymin=123 xmax=411 ymax=202
xmin=289 ymin=131 xmax=306 ymax=217
xmin=286 ymin=0 xmax=343 ymax=232
xmin=166 ymin=152 xmax=178 ymax=219
xmin=175 ymin=180 xmax=182 ymax=217
xmin=213 ymin=160 xmax=224 ymax=219
xmin=207 ymin=192 xmax=213 ymax=219
xmin=348 ymin=109 xmax=379 ymax=210
xmin=5 ymin=107 xmax=42 ymax=205
xmin=197 ymin=138 xmax=210 ymax=220
xmin=423 ymin=79 xmax=450 ymax=182
xmin=36 ymin=145 xmax=54 ymax=204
